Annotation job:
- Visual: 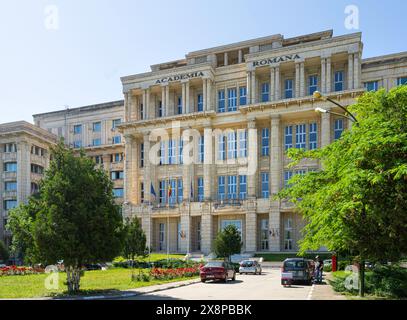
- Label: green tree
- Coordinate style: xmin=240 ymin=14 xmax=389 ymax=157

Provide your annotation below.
xmin=0 ymin=240 xmax=9 ymax=263
xmin=122 ymin=216 xmax=148 ymax=275
xmin=8 ymin=142 xmax=124 ymax=294
xmin=277 ymin=86 xmax=407 ymax=296
xmin=213 ymin=225 xmax=242 ymax=262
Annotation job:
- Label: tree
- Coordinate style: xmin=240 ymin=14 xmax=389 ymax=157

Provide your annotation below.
xmin=122 ymin=216 xmax=148 ymax=276
xmin=8 ymin=142 xmax=124 ymax=294
xmin=0 ymin=240 xmax=9 ymax=263
xmin=213 ymin=225 xmax=242 ymax=262
xmin=277 ymin=86 xmax=407 ymax=296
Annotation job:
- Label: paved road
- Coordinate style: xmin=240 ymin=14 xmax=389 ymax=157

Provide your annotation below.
xmin=122 ymin=268 xmax=313 ymax=300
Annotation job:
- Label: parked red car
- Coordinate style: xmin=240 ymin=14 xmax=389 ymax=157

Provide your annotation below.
xmin=200 ymin=261 xmax=236 ymax=283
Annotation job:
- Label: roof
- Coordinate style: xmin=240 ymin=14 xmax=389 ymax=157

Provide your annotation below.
xmin=0 ymin=121 xmax=58 ymax=142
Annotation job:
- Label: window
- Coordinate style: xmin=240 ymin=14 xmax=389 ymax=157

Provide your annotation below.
xmin=397 ymin=77 xmax=407 ymax=86
xmin=218 ymin=134 xmax=226 ymax=160
xmin=177 ymin=96 xmax=182 ymax=114
xmin=74 ymin=124 xmax=82 ymax=135
xmin=31 ymin=146 xmax=45 ymax=156
xmin=93 ymin=138 xmax=101 ymax=146
xmin=93 ymin=122 xmax=101 ymax=132
xmin=284 ymin=170 xmax=293 ymax=187
xmin=227 ymin=176 xmax=237 ymax=199
xmin=309 ymin=75 xmax=318 ymax=95
xmin=5 ymin=181 xmax=17 ymax=191
xmin=261 ymin=82 xmax=269 ymax=102
xmin=168 ymin=140 xmax=176 ymax=165
xmin=261 ymin=128 xmax=270 ymax=156
xmin=239 ymin=86 xmax=247 ymax=106
xmin=158 ymin=101 xmax=163 ymax=117
xmin=218 ymin=90 xmax=225 ymax=112
xmin=284 ymin=126 xmax=293 ymax=150
xmin=159 ymin=223 xmax=165 ymax=251
xmin=309 ymin=123 xmax=318 ymax=150
xmin=140 ymin=103 xmax=144 ymax=119
xmin=113 ymin=136 xmax=121 ymax=144
xmin=295 ymin=169 xmax=306 ymax=176
xmin=160 ymin=141 xmax=166 ymax=165
xmin=73 ymin=140 xmax=82 ymax=148
xmin=238 ymin=130 xmax=247 ymax=158
xmin=31 ymin=182 xmax=39 ymax=194
xmin=295 ymin=124 xmax=306 ymax=149
xmin=159 ymin=180 xmax=166 ymax=204
xmin=198 ymin=136 xmax=204 ymax=163
xmin=177 ymin=179 xmax=183 ymax=203
xmin=218 ymin=176 xmax=226 ymax=200
xmin=4 ymin=200 xmax=17 ymax=210
xmin=197 ymin=94 xmax=203 ymax=112
xmin=334 ymin=119 xmax=344 ymax=140
xmin=95 ymin=155 xmax=103 ymax=164
xmin=111 ymin=171 xmax=124 ymax=180
xmin=4 ymin=143 xmax=17 ymax=152
xmin=140 ymin=182 xmax=144 ymax=203
xmin=31 ymin=164 xmax=44 ymax=174
xmin=111 ymin=153 xmax=123 ymax=163
xmin=178 ymin=138 xmax=183 ymax=164
xmin=168 ymin=179 xmax=177 ymax=205
xmin=4 ymin=162 xmax=17 ymax=172
xmin=227 ymin=131 xmax=237 ymax=159
xmin=364 ymin=81 xmax=378 ymax=92
xmin=261 ymin=219 xmax=269 ymax=250
xmin=239 ymin=175 xmax=247 ymax=199
xmin=285 ymin=79 xmax=293 ymax=99
xmin=334 ymin=71 xmax=344 ymax=92
xmin=221 ymin=220 xmax=242 ymax=235
xmin=112 ymin=119 xmax=121 ymax=129
xmin=140 ymin=143 xmax=144 ymax=168
xmin=197 ymin=177 xmax=204 ymax=202
xmin=284 ymin=218 xmax=293 ymax=251
xmin=261 ymin=172 xmax=269 ymax=198
xmin=227 ymin=88 xmax=237 ymax=112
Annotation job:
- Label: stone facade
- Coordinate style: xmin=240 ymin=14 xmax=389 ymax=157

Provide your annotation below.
xmin=0 ymin=122 xmax=57 ymax=248
xmin=118 ymin=30 xmax=407 ymax=254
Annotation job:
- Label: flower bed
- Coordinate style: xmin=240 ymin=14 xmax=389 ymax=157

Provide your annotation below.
xmin=150 ymin=265 xmax=201 ymax=280
xmin=0 ymin=266 xmax=45 ymax=276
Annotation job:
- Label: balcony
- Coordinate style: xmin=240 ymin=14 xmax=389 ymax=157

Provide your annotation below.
xmin=2 ymin=152 xmax=17 ymax=162
xmin=2 ymin=172 xmax=17 ymax=180
xmin=3 ymin=190 xmax=17 ymax=199
xmin=30 ymin=154 xmax=47 ymax=166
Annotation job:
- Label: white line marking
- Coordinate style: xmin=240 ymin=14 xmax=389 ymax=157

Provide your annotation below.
xmin=307 ymin=284 xmax=315 ymax=300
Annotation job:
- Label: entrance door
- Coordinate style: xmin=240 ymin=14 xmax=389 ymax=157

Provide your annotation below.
xmin=260 ymin=219 xmax=269 ymax=250
xmin=159 ymin=223 xmax=165 ymax=251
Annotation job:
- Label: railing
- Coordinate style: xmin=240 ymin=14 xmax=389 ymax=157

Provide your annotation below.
xmin=2 ymin=152 xmax=17 ymax=162
xmin=213 ymin=199 xmax=243 ymax=209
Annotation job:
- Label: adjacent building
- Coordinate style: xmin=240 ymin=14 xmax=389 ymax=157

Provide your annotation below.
xmin=119 ymin=30 xmax=407 ymax=254
xmin=0 ymin=121 xmax=57 ymax=247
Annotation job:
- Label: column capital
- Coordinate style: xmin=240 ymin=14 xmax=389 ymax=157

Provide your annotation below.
xmin=247 ymin=118 xmax=257 ymax=128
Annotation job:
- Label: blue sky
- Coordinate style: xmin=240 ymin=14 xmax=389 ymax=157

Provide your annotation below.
xmin=0 ymin=0 xmax=406 ymax=123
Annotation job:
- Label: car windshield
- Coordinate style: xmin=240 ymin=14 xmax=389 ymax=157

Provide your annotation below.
xmin=241 ymin=261 xmax=254 ymax=267
xmin=205 ymin=262 xmax=224 ymax=268
xmin=284 ymin=260 xmax=305 ymax=270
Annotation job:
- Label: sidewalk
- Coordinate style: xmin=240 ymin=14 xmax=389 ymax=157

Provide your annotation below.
xmin=310 ymin=273 xmax=346 ymax=300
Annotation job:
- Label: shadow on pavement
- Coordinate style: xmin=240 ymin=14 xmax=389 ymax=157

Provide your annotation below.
xmin=128 ymin=293 xmax=182 ymax=300
xmin=202 ymin=280 xmax=243 ymax=285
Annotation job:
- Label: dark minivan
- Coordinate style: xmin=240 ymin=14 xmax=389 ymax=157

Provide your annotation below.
xmin=281 ymin=258 xmax=314 ymax=285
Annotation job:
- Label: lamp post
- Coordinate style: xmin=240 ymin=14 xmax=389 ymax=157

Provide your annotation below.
xmin=313 ymin=91 xmax=359 ymax=125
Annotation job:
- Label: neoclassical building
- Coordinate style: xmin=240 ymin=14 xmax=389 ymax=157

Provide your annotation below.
xmin=119 ymin=30 xmax=407 ymax=254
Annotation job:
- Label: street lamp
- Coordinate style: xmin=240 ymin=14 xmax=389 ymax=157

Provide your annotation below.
xmin=313 ymin=91 xmax=359 ymax=125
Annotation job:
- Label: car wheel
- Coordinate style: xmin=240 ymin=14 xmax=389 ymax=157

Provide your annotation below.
xmin=259 ymin=270 xmax=262 ymax=275
xmin=232 ymin=273 xmax=236 ymax=281
xmin=201 ymin=279 xmax=206 ymax=283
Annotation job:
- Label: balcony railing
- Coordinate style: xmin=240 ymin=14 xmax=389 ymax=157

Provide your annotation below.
xmin=213 ymin=199 xmax=243 ymax=209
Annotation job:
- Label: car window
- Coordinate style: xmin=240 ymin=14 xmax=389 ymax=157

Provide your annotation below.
xmin=241 ymin=261 xmax=254 ymax=267
xmin=284 ymin=260 xmax=305 ymax=270
xmin=205 ymin=262 xmax=224 ymax=268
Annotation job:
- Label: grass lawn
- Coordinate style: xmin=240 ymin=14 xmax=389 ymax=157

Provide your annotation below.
xmin=0 ymin=268 xmax=197 ymax=299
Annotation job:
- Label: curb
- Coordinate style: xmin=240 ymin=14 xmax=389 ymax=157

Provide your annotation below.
xmin=54 ymin=278 xmax=201 ymax=300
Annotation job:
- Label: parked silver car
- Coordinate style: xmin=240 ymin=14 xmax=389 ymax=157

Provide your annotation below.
xmin=239 ymin=260 xmax=262 ymax=275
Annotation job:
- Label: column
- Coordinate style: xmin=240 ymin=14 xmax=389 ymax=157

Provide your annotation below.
xmin=295 ymin=63 xmax=300 ymax=98
xmin=181 ymin=82 xmax=186 ymax=114
xmin=165 ymin=85 xmax=170 ymax=116
xmin=206 ymin=79 xmax=212 ymax=111
xmin=17 ymin=141 xmax=30 ymax=204
xmin=224 ymin=52 xmax=228 ymax=66
xmin=143 ymin=133 xmax=156 ymax=203
xmin=124 ymin=134 xmax=138 ymax=204
xmin=274 ymin=66 xmax=280 ymax=101
xmin=201 ymin=210 xmax=213 ymax=255
xmin=353 ymin=53 xmax=360 ymax=89
xmin=247 ymin=71 xmax=252 ymax=105
xmin=321 ymin=58 xmax=326 ymax=93
xmin=321 ymin=112 xmax=331 ymax=147
xmin=269 ymin=202 xmax=281 ymax=251
xmin=142 ymin=214 xmax=152 ymax=252
xmin=142 ymin=90 xmax=147 ymax=120
xmin=145 ymin=88 xmax=151 ymax=119
xmin=124 ymin=92 xmax=130 ymax=122
xmin=180 ymin=212 xmax=190 ymax=253
xmin=270 ymin=67 xmax=275 ymax=101
xmin=251 ymin=71 xmax=256 ymax=104
xmin=161 ymin=86 xmax=166 ymax=117
xmin=247 ymin=119 xmax=258 ymax=198
xmin=299 ymin=62 xmax=305 ymax=97
xmin=185 ymin=81 xmax=190 ymax=114
xmin=270 ymin=116 xmax=281 ymax=195
xmin=326 ymin=57 xmax=331 ymax=93
xmin=238 ymin=50 xmax=243 ymax=64
xmin=245 ymin=212 xmax=257 ymax=252
xmin=202 ymin=79 xmax=207 ymax=112
xmin=348 ymin=53 xmax=354 ymax=90
xmin=203 ymin=127 xmax=213 ymax=200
